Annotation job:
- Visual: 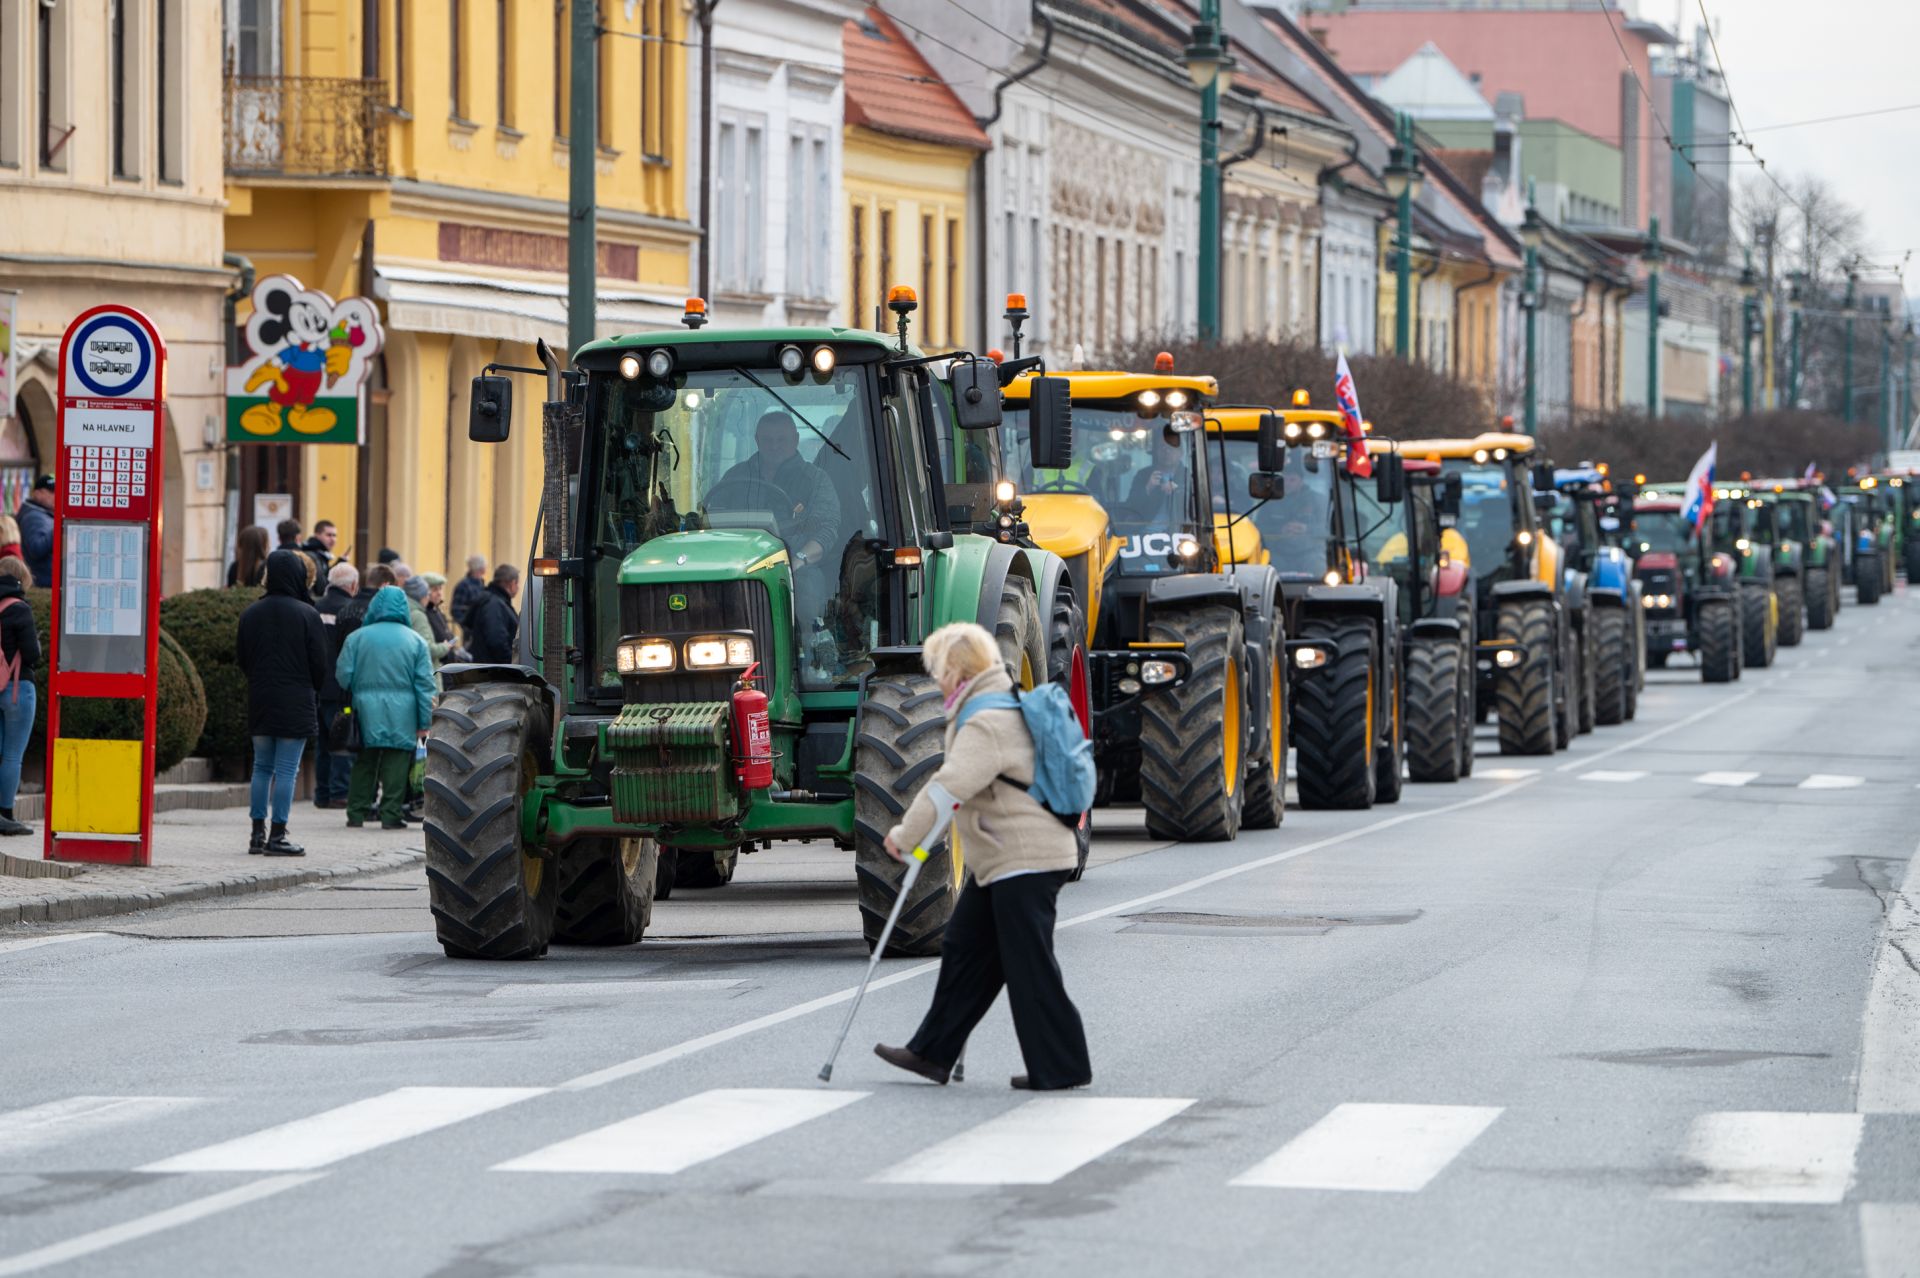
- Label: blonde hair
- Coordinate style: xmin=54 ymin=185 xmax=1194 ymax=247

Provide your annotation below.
xmin=0 ymin=557 xmax=31 ymax=592
xmin=922 ymin=622 xmax=1000 ymax=688
xmin=0 ymin=514 xmax=19 ymax=547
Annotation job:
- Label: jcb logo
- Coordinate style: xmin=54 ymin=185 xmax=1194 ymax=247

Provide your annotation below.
xmin=1118 ymin=533 xmax=1175 ymax=559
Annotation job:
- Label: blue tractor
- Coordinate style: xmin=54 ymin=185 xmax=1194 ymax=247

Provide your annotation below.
xmin=1551 ymin=468 xmax=1644 ymax=725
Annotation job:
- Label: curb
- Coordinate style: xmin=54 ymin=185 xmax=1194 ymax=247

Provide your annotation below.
xmin=0 ymin=847 xmax=426 ymax=928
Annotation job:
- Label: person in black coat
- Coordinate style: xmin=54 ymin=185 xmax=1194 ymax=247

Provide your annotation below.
xmin=15 ymin=477 xmax=55 ymax=587
xmin=311 ymin=561 xmax=360 ymax=811
xmin=464 ymin=564 xmax=522 ymax=663
xmin=0 ymin=565 xmax=42 ymax=835
xmin=235 ymin=550 xmax=330 ymax=855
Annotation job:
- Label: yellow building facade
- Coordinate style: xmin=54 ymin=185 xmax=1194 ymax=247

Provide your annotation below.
xmin=226 ymin=0 xmax=695 ymax=580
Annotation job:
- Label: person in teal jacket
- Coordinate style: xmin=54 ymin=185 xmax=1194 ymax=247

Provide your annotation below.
xmin=335 ymin=585 xmax=436 ymax=829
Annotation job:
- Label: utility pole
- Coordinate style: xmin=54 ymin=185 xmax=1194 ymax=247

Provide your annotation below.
xmin=1184 ymin=3 xmax=1231 ymax=343
xmin=1740 ymin=250 xmax=1757 ymax=419
xmin=1644 ymin=215 xmax=1661 ymax=419
xmin=1384 ymin=114 xmax=1422 ymax=360
xmin=1882 ymin=321 xmax=1894 ymax=454
xmin=1787 ymin=274 xmax=1803 ymax=409
xmin=1842 ymin=270 xmax=1858 ymax=423
xmin=696 ymin=1 xmax=718 ymax=303
xmin=1520 ymin=183 xmax=1543 ymax=436
xmin=566 ymin=0 xmax=599 ymax=358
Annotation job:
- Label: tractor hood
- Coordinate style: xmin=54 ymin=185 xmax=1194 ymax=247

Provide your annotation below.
xmin=1022 ymin=493 xmax=1111 ymax=561
xmin=617 ymin=529 xmax=791 ymax=586
xmin=1636 ymin=551 xmax=1680 ymax=574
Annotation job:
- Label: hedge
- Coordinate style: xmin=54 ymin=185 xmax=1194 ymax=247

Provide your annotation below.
xmin=21 ymin=588 xmax=209 ymax=776
xmin=157 ymin=587 xmax=259 ymax=768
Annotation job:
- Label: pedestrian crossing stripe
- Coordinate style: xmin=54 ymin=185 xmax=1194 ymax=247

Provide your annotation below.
xmin=871 ymin=1097 xmax=1194 ymax=1186
xmin=1579 ymin=770 xmax=1649 ymax=783
xmin=1662 ymin=1111 xmax=1865 ymax=1204
xmin=0 ymin=1096 xmax=201 ymax=1158
xmin=495 ymin=1088 xmax=864 ymax=1175
xmin=1230 ymin=1103 xmax=1501 ymax=1192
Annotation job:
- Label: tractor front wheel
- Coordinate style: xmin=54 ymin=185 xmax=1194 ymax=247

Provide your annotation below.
xmin=1857 ymin=553 xmax=1883 ymax=604
xmin=1741 ymin=585 xmax=1777 ymax=667
xmin=1242 ymin=644 xmax=1288 ymax=828
xmin=1699 ymin=599 xmax=1738 ymax=683
xmin=1592 ymin=608 xmax=1629 ymax=726
xmin=553 ymin=837 xmax=657 ymax=947
xmin=1496 ymin=600 xmax=1556 ymax=756
xmin=1404 ymin=636 xmax=1463 ymax=783
xmin=855 ymin=674 xmax=959 ymax=956
xmin=1806 ymin=568 xmax=1835 ymax=628
xmin=675 ymin=847 xmax=738 ymax=889
xmin=1140 ymin=606 xmax=1247 ymax=840
xmin=1293 ymin=614 xmax=1379 ymax=808
xmin=424 ymin=683 xmax=556 ymax=960
xmin=1776 ymin=578 xmax=1805 ymax=647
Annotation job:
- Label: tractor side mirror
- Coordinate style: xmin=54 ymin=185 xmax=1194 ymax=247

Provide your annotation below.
xmin=1374 ymin=452 xmax=1406 ymax=504
xmin=1256 ymin=412 xmax=1286 ymax=473
xmin=1028 ymin=376 xmax=1073 ymax=470
xmin=1438 ymin=472 xmax=1463 ymax=518
xmin=469 ymin=375 xmax=513 ymax=443
xmin=949 ymin=357 xmax=1003 ymax=430
xmin=1249 ymin=472 xmax=1284 ymax=502
xmin=1532 ymin=461 xmax=1555 ymax=492
xmin=1532 ymin=490 xmax=1557 ymax=513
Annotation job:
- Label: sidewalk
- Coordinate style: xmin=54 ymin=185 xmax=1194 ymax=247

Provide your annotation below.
xmin=0 ymin=807 xmax=424 ymax=928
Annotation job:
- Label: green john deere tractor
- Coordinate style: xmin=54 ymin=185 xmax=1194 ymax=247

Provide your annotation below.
xmin=433 ymin=298 xmax=1081 ymax=959
xmin=1762 ymin=483 xmax=1841 ymax=628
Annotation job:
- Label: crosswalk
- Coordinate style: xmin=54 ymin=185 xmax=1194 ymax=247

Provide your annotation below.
xmin=1485 ymin=766 xmax=1881 ymax=790
xmin=0 ymin=1086 xmax=1897 ymax=1204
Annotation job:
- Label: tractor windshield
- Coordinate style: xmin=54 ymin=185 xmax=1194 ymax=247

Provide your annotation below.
xmin=1442 ymin=461 xmax=1516 ymax=583
xmin=1633 ymin=510 xmax=1692 ymax=554
xmin=1776 ymin=499 xmax=1811 ymax=543
xmin=1208 ymin=436 xmax=1336 ymax=578
xmin=1000 ymin=406 xmax=1191 ymax=521
xmin=584 ymin=365 xmax=884 ymax=691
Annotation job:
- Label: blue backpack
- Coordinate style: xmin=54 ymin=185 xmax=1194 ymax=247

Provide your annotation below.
xmin=952 ymin=683 xmax=1096 ymax=826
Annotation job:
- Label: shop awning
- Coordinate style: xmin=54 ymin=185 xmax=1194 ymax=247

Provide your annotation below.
xmin=374 ymin=265 xmax=687 ymax=346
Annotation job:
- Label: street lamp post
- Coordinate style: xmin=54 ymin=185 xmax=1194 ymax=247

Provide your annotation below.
xmin=1786 ymin=271 xmax=1804 ymax=409
xmin=1382 ymin=113 xmax=1423 ymax=360
xmin=1842 ymin=270 xmax=1858 ymax=423
xmin=1185 ymin=5 xmax=1234 ymax=344
xmin=1740 ymin=252 xmax=1757 ymax=419
xmin=1520 ymin=184 xmax=1544 ymax=437
xmin=1644 ymin=215 xmax=1662 ymax=419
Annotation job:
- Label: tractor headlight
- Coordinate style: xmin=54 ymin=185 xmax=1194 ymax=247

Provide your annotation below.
xmin=1175 ymin=535 xmax=1201 ymax=559
xmin=685 ymin=635 xmax=755 ymax=668
xmin=778 ymin=344 xmax=805 ymax=375
xmin=1137 ymin=390 xmax=1162 ymax=413
xmin=1283 ymin=421 xmax=1303 ymax=441
xmin=1293 ymin=646 xmax=1328 ymax=670
xmin=1117 ymin=677 xmax=1143 ymax=695
xmin=994 ymin=479 xmax=1017 ymax=504
xmin=646 ymin=348 xmax=674 ymax=379
xmin=1164 ymin=389 xmax=1189 ymax=410
xmin=618 ymin=353 xmax=643 ymax=380
xmin=1641 ymin=593 xmax=1654 ymax=608
xmin=1516 ymin=530 xmax=1533 ymax=546
xmin=1307 ymin=422 xmax=1327 ymax=439
xmin=617 ymin=638 xmax=676 ymax=673
xmin=1323 ymin=570 xmax=1342 ymax=586
xmin=1140 ymin=659 xmax=1178 ymax=685
xmin=1474 ymin=449 xmax=1490 ymax=463
xmin=1494 ymin=648 xmax=1522 ymax=668
xmin=1735 ymin=538 xmax=1751 ymax=552
xmin=811 ymin=345 xmax=836 ymax=375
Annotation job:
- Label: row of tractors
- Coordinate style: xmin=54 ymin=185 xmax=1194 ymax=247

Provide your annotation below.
xmin=422 ymin=290 xmax=1904 ymax=963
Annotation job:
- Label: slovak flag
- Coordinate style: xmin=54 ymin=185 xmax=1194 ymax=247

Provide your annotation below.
xmin=1681 ymin=442 xmax=1718 ymax=530
xmin=1802 ymin=460 xmax=1818 ymax=482
xmin=1333 ymin=352 xmax=1373 ymax=478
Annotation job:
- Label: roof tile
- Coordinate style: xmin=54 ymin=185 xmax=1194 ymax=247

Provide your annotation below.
xmin=843 ymin=9 xmax=989 ymax=151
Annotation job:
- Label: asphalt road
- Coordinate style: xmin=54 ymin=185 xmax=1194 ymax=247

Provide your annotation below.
xmin=3 ymin=589 xmax=1918 ymax=1278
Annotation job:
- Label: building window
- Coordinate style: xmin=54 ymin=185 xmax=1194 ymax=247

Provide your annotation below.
xmin=714 ymin=113 xmax=765 ymax=293
xmin=597 ymin=1 xmax=612 ymax=149
xmin=36 ymin=0 xmax=65 ymax=171
xmin=391 ymin=0 xmax=407 ymax=111
xmin=111 ymin=0 xmax=132 ymax=178
xmin=920 ymin=214 xmax=935 ymax=342
xmin=0 ymin=0 xmax=15 ymax=167
xmin=878 ymin=207 xmax=893 ymax=300
xmin=812 ymin=136 xmax=829 ymax=294
xmin=496 ymin=0 xmax=512 ymax=127
xmin=450 ymin=0 xmax=466 ymax=118
xmin=640 ymin=0 xmax=666 ymax=159
xmin=552 ymin=0 xmax=566 ymax=137
xmin=785 ymin=127 xmax=829 ymax=299
xmin=851 ymin=203 xmax=866 ymax=327
xmin=946 ymin=217 xmax=961 ymax=347
xmin=157 ymin=0 xmax=180 ymax=181
xmin=234 ymin=0 xmax=274 ymax=75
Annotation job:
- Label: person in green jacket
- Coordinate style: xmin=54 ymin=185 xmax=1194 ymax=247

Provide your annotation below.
xmin=395 ymin=565 xmax=452 ymax=667
xmin=335 ymin=585 xmax=436 ymax=829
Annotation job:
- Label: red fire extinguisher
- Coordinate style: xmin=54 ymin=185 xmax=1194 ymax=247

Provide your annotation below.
xmin=732 ymin=662 xmax=772 ymax=789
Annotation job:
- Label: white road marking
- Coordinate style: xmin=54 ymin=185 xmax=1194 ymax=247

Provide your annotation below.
xmin=1799 ymin=774 xmax=1866 ymax=790
xmin=0 ymin=1174 xmax=322 ymax=1277
xmin=560 ymin=778 xmax=1542 ymax=1092
xmin=1579 ymin=770 xmax=1649 ymax=783
xmin=1859 ymin=833 xmax=1920 ymax=1113
xmin=1695 ymin=771 xmax=1760 ymax=787
xmin=1230 ymin=1103 xmax=1502 ymax=1192
xmin=487 ymin=978 xmax=746 ymax=998
xmin=1478 ymin=767 xmax=1540 ymax=780
xmin=0 ymin=933 xmax=106 ymax=956
xmin=872 ymin=1097 xmax=1192 ymax=1186
xmin=495 ymin=1088 xmax=865 ymax=1174
xmin=0 ymin=1096 xmax=201 ymax=1158
xmin=1556 ymin=688 xmax=1759 ymax=773
xmin=1664 ymin=1111 xmax=1864 ymax=1204
xmin=1861 ymin=1204 xmax=1920 ymax=1278
xmin=141 ymin=1086 xmax=544 ymax=1173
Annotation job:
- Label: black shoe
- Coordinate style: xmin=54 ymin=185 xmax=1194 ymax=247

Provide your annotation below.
xmin=381 ymin=819 xmax=407 ymax=830
xmin=0 ymin=816 xmax=31 ymax=837
xmin=874 ymin=1044 xmax=950 ymax=1085
xmin=345 ymin=818 xmax=365 ymax=829
xmin=1011 ymin=1074 xmax=1091 ymax=1091
xmin=248 ymin=819 xmax=266 ymax=854
xmin=264 ymin=823 xmax=305 ymax=857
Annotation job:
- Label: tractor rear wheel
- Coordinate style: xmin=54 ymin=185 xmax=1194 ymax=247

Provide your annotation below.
xmin=424 ymin=683 xmax=556 ymax=960
xmin=1553 ymin=614 xmax=1576 ymax=750
xmin=1699 ymin=599 xmax=1738 ymax=682
xmin=1242 ymin=645 xmax=1287 ymax=829
xmin=995 ymin=575 xmax=1046 ymax=688
xmin=1454 ymin=598 xmax=1476 ymax=777
xmin=1140 ymin=607 xmax=1247 ymax=840
xmin=1857 ymin=553 xmax=1883 ymax=604
xmin=553 ymin=837 xmax=657 ymax=947
xmin=1044 ymin=588 xmax=1095 ymax=876
xmin=653 ymin=846 xmax=677 ymax=900
xmin=1592 ymin=608 xmax=1629 ymax=727
xmin=1806 ymin=568 xmax=1835 ymax=628
xmin=855 ymin=674 xmax=958 ymax=956
xmin=1775 ymin=579 xmax=1805 ymax=646
xmin=1373 ymin=639 xmax=1404 ymax=804
xmin=1293 ymin=614 xmax=1378 ymax=809
xmin=1575 ymin=617 xmax=1597 ymax=735
xmin=1495 ymin=600 xmax=1556 ymax=756
xmin=1404 ymin=636 xmax=1462 ymax=783
xmin=1741 ymin=585 xmax=1777 ymax=666
xmin=675 ymin=847 xmax=738 ymax=889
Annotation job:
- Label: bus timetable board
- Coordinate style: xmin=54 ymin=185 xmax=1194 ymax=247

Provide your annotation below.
xmin=46 ymin=305 xmax=167 ymax=865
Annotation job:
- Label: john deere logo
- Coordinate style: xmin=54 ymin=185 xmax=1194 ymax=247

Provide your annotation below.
xmin=668 ymin=593 xmax=688 ymax=611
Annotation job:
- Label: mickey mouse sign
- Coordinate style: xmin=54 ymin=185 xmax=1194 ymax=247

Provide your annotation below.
xmin=225 ymin=274 xmax=384 ymax=445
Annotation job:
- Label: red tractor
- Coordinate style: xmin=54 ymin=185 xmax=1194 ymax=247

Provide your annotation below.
xmin=1630 ymin=497 xmax=1743 ymax=683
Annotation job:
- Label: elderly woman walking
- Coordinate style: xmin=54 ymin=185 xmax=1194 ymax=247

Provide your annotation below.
xmin=874 ymin=622 xmax=1091 ymax=1092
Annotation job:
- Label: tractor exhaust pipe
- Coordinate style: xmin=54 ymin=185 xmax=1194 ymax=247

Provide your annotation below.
xmin=537 ymin=339 xmax=571 ymax=694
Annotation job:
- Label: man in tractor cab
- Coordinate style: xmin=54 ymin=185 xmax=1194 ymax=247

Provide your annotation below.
xmin=714 ymin=410 xmax=841 ymax=657
xmin=1122 ymin=430 xmax=1188 ymax=527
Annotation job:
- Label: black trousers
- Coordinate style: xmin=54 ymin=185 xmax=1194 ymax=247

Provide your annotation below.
xmin=907 ymin=870 xmax=1091 ymax=1089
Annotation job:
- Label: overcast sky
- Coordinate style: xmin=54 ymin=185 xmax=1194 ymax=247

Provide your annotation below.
xmin=1687 ymin=0 xmax=1920 ymax=288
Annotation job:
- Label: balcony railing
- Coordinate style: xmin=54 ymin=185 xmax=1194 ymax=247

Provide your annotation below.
xmin=224 ymin=75 xmax=389 ymax=178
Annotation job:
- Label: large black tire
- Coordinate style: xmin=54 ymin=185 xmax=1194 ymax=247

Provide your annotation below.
xmin=1553 ymin=615 xmax=1576 ymax=750
xmin=424 ymin=683 xmax=556 ymax=960
xmin=1454 ymin=596 xmax=1476 ymax=777
xmin=1592 ymin=607 xmax=1629 ymax=727
xmin=1806 ymin=567 xmax=1835 ymax=629
xmin=1775 ymin=579 xmax=1805 ymax=647
xmin=995 ymin=574 xmax=1047 ymax=687
xmin=1575 ymin=616 xmax=1596 ymax=735
xmin=1741 ymin=585 xmax=1776 ymax=667
xmin=1495 ymin=600 xmax=1556 ymax=756
xmin=1242 ymin=645 xmax=1287 ymax=829
xmin=855 ymin=674 xmax=958 ymax=956
xmin=1404 ymin=637 xmax=1463 ymax=783
xmin=675 ymin=847 xmax=737 ymax=889
xmin=1699 ymin=599 xmax=1738 ymax=683
xmin=1044 ymin=588 xmax=1095 ymax=878
xmin=1906 ymin=543 xmax=1920 ymax=583
xmin=1373 ymin=632 xmax=1404 ymax=804
xmin=1293 ymin=614 xmax=1378 ymax=809
xmin=553 ymin=837 xmax=657 ymax=947
xmin=1857 ymin=553 xmax=1883 ymax=604
xmin=654 ymin=845 xmax=677 ymax=900
xmin=1140 ymin=606 xmax=1247 ymax=841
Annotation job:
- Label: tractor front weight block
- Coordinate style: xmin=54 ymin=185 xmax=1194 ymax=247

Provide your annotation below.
xmin=607 ymin=702 xmax=737 ymax=825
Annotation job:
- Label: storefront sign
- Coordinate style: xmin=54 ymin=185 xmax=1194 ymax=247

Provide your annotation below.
xmin=46 ymin=305 xmax=168 ymax=866
xmin=225 ymin=274 xmax=384 ymax=445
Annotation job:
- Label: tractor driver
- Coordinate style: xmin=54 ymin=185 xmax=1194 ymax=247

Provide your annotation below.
xmin=1120 ymin=431 xmax=1187 ymax=531
xmin=716 ymin=410 xmax=842 ymax=647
